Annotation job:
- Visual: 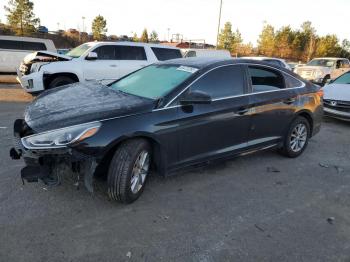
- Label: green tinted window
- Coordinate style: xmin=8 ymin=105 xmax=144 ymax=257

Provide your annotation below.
xmin=333 ymin=72 xmax=350 ymax=84
xmin=110 ymin=65 xmax=197 ymax=99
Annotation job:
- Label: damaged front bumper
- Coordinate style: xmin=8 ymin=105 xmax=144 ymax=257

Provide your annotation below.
xmin=10 ymin=120 xmax=98 ymax=192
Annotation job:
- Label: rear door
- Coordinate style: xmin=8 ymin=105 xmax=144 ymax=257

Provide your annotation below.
xmin=245 ymin=65 xmax=302 ymax=148
xmin=116 ymin=45 xmax=148 ymax=78
xmin=173 ymin=64 xmax=251 ymax=166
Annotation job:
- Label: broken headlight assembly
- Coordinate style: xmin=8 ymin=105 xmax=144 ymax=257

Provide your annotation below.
xmin=21 ymin=122 xmax=101 ymax=149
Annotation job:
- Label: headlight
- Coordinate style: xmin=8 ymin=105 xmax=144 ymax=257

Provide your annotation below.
xmin=314 ymin=70 xmax=323 ymax=78
xmin=30 ymin=62 xmax=48 ymax=73
xmin=22 ymin=122 xmax=101 ymax=149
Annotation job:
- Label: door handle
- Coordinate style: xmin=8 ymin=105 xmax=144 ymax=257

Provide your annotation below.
xmin=109 ymin=64 xmax=117 ymax=67
xmin=283 ymin=98 xmax=296 ymax=105
xmin=236 ymin=107 xmax=249 ymax=115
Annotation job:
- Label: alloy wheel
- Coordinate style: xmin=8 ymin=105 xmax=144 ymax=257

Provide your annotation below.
xmin=130 ymin=150 xmax=150 ymax=194
xmin=290 ymin=123 xmax=308 ymax=152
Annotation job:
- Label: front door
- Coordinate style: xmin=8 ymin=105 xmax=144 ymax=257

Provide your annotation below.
xmin=173 ymin=65 xmax=251 ymax=167
xmin=83 ymin=45 xmax=119 ymax=85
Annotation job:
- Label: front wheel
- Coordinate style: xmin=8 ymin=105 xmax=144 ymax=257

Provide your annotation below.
xmin=279 ymin=116 xmax=310 ymax=158
xmin=107 ymin=139 xmax=151 ymax=204
xmin=48 ymin=76 xmax=76 ymax=89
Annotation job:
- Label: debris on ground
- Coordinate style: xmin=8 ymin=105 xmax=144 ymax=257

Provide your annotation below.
xmin=334 ymin=166 xmax=344 ymax=174
xmin=275 ymin=181 xmax=284 ymax=186
xmin=254 ymin=224 xmax=265 ymax=232
xmin=126 ymin=251 xmax=132 ymax=259
xmin=319 ymin=163 xmax=330 ymax=168
xmin=327 ymin=217 xmax=335 ymax=225
xmin=266 ymin=166 xmax=280 ymax=173
xmin=159 ymin=215 xmax=170 ymax=220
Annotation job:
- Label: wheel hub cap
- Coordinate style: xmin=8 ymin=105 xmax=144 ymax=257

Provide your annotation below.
xmin=290 ymin=123 xmax=307 ymax=152
xmin=130 ymin=151 xmax=150 ymax=194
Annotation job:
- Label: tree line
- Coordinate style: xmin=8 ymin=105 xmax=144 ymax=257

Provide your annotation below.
xmin=2 ymin=0 xmax=159 ymax=44
xmin=218 ymin=21 xmax=350 ymax=62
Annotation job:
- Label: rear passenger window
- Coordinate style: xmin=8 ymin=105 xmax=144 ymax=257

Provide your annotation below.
xmin=94 ymin=46 xmax=115 ymax=60
xmin=284 ymin=74 xmax=304 ymax=89
xmin=248 ymin=66 xmax=284 ymax=93
xmin=151 ymin=48 xmax=182 ymax=61
xmin=189 ymin=65 xmax=244 ymax=99
xmin=115 ymin=46 xmax=147 ymax=60
xmin=0 ymin=40 xmax=46 ymax=51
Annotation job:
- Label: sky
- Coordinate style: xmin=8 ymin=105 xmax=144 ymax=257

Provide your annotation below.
xmin=0 ymin=0 xmax=349 ymax=45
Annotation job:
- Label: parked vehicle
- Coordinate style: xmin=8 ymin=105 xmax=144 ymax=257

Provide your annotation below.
xmin=10 ymin=58 xmax=323 ymax=203
xmin=295 ymin=57 xmax=350 ymax=85
xmin=17 ymin=41 xmax=182 ymax=93
xmin=323 ymin=71 xmax=350 ymax=121
xmin=0 ymin=35 xmax=56 ymax=73
xmin=182 ymin=49 xmax=231 ymax=58
xmin=241 ymin=56 xmax=292 ymax=70
xmin=57 ymin=48 xmax=70 ymax=55
xmin=288 ymin=62 xmax=305 ymax=71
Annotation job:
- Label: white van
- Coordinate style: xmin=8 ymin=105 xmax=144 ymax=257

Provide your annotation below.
xmin=0 ymin=36 xmax=56 ymax=73
xmin=182 ymin=49 xmax=231 ymax=58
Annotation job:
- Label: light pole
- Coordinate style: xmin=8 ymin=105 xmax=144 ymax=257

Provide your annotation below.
xmin=82 ymin=16 xmax=86 ymax=32
xmin=216 ymin=0 xmax=223 ymax=49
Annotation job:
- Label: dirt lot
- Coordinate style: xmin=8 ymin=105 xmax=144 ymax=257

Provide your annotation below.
xmin=0 ymin=88 xmax=350 ymax=261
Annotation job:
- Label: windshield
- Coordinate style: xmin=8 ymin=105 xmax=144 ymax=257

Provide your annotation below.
xmin=66 ymin=43 xmax=92 ymax=58
xmin=333 ymin=72 xmax=350 ymax=84
xmin=307 ymin=59 xmax=335 ymax=67
xmin=110 ymin=64 xmax=198 ymax=99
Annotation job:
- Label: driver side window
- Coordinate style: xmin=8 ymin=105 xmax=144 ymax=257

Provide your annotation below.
xmin=189 ymin=65 xmax=245 ymax=99
xmin=93 ymin=46 xmax=115 ymax=60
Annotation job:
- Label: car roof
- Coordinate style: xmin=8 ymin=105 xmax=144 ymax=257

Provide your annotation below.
xmin=85 ymin=41 xmax=180 ymax=49
xmin=159 ymin=57 xmax=292 ymax=70
xmin=241 ymin=56 xmax=285 ymax=61
xmin=312 ymin=57 xmax=347 ymax=60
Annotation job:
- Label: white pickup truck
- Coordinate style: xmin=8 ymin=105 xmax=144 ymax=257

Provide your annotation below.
xmin=17 ymin=41 xmax=182 ymax=93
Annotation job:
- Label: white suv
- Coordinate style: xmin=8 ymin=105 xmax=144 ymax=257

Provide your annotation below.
xmin=295 ymin=57 xmax=350 ymax=85
xmin=17 ymin=41 xmax=182 ymax=93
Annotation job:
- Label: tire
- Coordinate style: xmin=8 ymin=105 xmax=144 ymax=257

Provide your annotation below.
xmin=321 ymin=75 xmax=330 ymax=86
xmin=279 ymin=116 xmax=310 ymax=158
xmin=48 ymin=76 xmax=76 ymax=89
xmin=107 ymin=139 xmax=151 ymax=204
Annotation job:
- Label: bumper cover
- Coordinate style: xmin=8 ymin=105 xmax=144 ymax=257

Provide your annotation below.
xmin=16 ymin=69 xmax=45 ymax=93
xmin=324 ymin=107 xmax=350 ymax=121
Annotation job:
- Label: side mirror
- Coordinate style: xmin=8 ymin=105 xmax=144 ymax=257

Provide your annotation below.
xmin=180 ymin=90 xmax=212 ymax=105
xmin=326 ymin=78 xmax=333 ymax=84
xmin=86 ymin=52 xmax=98 ymax=60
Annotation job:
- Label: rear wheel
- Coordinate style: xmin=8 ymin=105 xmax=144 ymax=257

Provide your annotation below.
xmin=48 ymin=76 xmax=76 ymax=89
xmin=107 ymin=139 xmax=151 ymax=204
xmin=279 ymin=116 xmax=310 ymax=158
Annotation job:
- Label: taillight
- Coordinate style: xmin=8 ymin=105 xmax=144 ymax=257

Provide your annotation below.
xmin=316 ymin=89 xmax=324 ymax=97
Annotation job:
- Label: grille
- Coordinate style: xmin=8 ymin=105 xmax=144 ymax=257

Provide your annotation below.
xmin=324 ymin=99 xmax=350 ymax=113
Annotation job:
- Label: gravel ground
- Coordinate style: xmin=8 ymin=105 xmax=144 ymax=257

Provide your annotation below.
xmin=0 ymin=100 xmax=350 ymax=262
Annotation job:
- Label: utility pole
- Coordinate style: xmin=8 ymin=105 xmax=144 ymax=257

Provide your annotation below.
xmin=82 ymin=16 xmax=86 ymax=32
xmin=216 ymin=0 xmax=223 ymax=49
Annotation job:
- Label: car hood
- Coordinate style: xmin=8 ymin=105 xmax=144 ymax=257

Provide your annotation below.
xmin=323 ymin=84 xmax=350 ymax=101
xmin=23 ymin=51 xmax=72 ymax=65
xmin=24 ymin=82 xmax=156 ymax=133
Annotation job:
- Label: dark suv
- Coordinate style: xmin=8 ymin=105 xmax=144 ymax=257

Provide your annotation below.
xmin=10 ymin=58 xmax=323 ymax=203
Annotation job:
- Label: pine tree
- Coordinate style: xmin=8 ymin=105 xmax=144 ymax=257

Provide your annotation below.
xmin=149 ymin=30 xmax=159 ymax=43
xmin=4 ymin=0 xmax=40 ymax=36
xmin=217 ymin=22 xmax=234 ymax=50
xmin=140 ymin=29 xmax=149 ymax=43
xmin=92 ymin=15 xmax=107 ymax=41
xmin=257 ymin=23 xmax=275 ymax=57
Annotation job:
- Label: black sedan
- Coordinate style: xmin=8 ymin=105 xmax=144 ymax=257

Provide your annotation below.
xmin=10 ymin=58 xmax=323 ymax=203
